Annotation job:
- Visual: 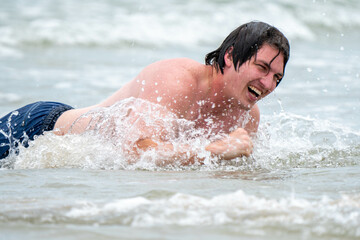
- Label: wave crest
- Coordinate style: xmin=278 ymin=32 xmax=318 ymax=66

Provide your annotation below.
xmin=1 ymin=0 xmax=359 ymax=50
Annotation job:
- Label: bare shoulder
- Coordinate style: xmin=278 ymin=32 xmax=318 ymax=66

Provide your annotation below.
xmin=99 ymin=58 xmax=207 ymax=116
xmin=157 ymin=58 xmax=202 ymax=67
xmin=136 ymin=58 xmax=203 ymax=89
xmin=138 ymin=58 xmax=208 ymax=116
xmin=140 ymin=58 xmax=203 ymax=78
xmin=135 ymin=58 xmax=206 ymax=103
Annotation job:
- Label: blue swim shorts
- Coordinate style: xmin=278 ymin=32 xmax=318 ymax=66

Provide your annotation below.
xmin=0 ymin=101 xmax=73 ymax=161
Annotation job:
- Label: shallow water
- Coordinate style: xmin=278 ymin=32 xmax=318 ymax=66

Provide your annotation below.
xmin=1 ymin=0 xmax=360 ymax=239
xmin=1 ymin=168 xmax=360 ymax=240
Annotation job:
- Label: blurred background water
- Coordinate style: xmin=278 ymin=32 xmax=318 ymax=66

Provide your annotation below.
xmin=0 ymin=0 xmax=359 ymax=239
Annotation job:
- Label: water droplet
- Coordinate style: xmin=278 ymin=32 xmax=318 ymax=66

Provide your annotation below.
xmin=306 ymin=67 xmax=312 ymax=72
xmin=141 ymin=80 xmax=146 ymax=85
xmin=340 ymin=46 xmax=344 ymax=51
xmin=157 ymin=96 xmax=162 ymax=102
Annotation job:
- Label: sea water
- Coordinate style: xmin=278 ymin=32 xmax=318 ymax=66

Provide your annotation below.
xmin=0 ymin=0 xmax=360 ymax=239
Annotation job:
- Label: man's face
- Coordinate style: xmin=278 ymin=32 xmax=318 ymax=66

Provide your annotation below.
xmin=223 ymin=44 xmax=285 ymax=110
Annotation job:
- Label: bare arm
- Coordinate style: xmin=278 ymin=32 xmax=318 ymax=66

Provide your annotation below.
xmin=204 ymin=128 xmax=253 ymax=159
xmin=132 ymin=138 xmax=199 ymax=166
xmin=203 ymin=104 xmax=259 ymax=160
xmin=123 ymin=100 xmax=259 ymax=166
xmin=132 ymin=127 xmax=253 ymax=166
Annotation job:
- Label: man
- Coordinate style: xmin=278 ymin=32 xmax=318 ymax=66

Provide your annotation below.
xmin=0 ymin=21 xmax=290 ymax=165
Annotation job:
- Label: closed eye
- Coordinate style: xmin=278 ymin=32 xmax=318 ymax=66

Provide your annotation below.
xmin=256 ymin=63 xmax=268 ymax=73
xmin=274 ymin=74 xmax=283 ymax=82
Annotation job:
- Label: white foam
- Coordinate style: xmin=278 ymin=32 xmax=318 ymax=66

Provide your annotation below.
xmin=253 ymin=112 xmax=360 ymax=169
xmin=60 ymin=189 xmax=360 ymax=236
xmin=7 ymin=98 xmax=359 ymax=171
xmin=2 ymin=0 xmax=360 ymax=48
xmin=66 ymin=197 xmax=151 ymax=218
xmin=9 ymin=98 xmax=209 ymax=170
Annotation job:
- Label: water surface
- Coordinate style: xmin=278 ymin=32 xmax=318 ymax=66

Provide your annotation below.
xmin=0 ymin=0 xmax=359 ymax=239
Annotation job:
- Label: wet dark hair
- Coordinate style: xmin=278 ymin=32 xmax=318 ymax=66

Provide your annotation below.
xmin=205 ymin=21 xmax=290 ymax=85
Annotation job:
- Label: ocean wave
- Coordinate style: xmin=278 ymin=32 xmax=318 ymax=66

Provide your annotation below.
xmin=1 ymin=190 xmax=359 ymax=238
xmin=0 ymin=0 xmax=359 ymax=49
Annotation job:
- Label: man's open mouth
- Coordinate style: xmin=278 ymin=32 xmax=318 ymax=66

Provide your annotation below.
xmin=248 ymin=86 xmax=262 ymax=98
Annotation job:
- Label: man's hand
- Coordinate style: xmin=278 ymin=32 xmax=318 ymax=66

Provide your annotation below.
xmin=132 ymin=128 xmax=253 ymax=165
xmin=205 ymin=128 xmax=253 ymax=160
xmin=133 ymin=138 xmax=197 ymax=166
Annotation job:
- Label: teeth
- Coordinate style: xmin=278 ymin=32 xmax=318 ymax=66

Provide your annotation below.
xmin=249 ymin=86 xmax=262 ymax=96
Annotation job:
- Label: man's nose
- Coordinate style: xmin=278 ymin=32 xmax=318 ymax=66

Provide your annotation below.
xmin=260 ymin=74 xmax=275 ymax=90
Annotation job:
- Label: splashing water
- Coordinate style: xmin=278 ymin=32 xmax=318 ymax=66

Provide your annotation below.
xmin=6 ymin=98 xmax=213 ymax=170
xmin=1 ymin=98 xmax=357 ymax=171
xmin=253 ymin=112 xmax=360 ymax=170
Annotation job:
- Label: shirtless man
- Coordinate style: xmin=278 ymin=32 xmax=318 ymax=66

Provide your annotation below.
xmin=0 ymin=21 xmax=290 ymax=164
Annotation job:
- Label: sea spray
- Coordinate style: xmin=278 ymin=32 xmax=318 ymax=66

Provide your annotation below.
xmin=253 ymin=112 xmax=360 ymax=169
xmin=6 ymin=98 xmax=360 ymax=171
xmin=11 ymin=98 xmax=215 ymax=170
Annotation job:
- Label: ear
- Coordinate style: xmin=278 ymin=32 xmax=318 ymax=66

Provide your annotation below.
xmin=224 ymin=47 xmax=233 ymax=68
